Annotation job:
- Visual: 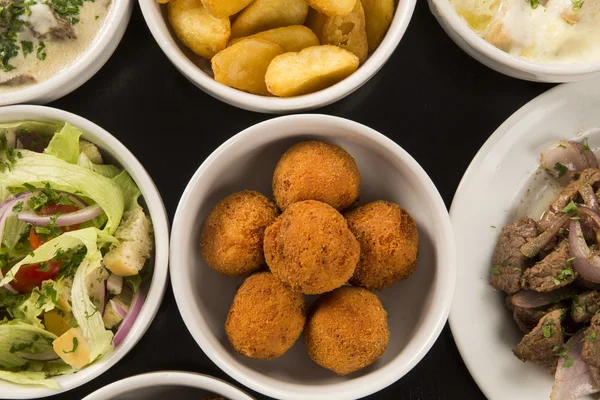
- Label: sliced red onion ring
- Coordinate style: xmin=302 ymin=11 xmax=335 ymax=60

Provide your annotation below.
xmin=18 ymin=351 xmax=59 ymax=361
xmin=60 ymin=192 xmax=88 ymax=210
xmin=569 ymin=220 xmax=600 ymax=283
xmin=107 ymin=274 xmax=123 ymax=295
xmin=113 ymin=288 xmax=145 ymax=348
xmin=110 ymin=300 xmax=128 ymax=318
xmin=521 ymin=214 xmax=570 ymax=258
xmin=551 ymin=330 xmax=599 ymax=399
xmin=541 ymin=140 xmax=598 ymax=185
xmin=18 ymin=204 xmax=103 ymax=227
xmin=511 ymin=288 xmax=574 ymax=309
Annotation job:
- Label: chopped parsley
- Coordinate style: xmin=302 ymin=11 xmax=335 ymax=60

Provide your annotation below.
xmin=502 ymin=259 xmax=510 ymax=267
xmin=491 ymin=267 xmax=500 ymax=276
xmin=11 ymin=202 xmax=23 ymax=213
xmin=0 ymin=0 xmax=36 ymax=72
xmin=26 ymin=183 xmax=73 ymax=212
xmin=49 ymin=0 xmax=92 ymax=24
xmin=587 ymin=332 xmax=598 ymax=343
xmin=542 ymin=321 xmax=555 ymax=338
xmin=9 ymin=341 xmax=33 ymax=354
xmin=20 ymin=40 xmax=32 ymax=57
xmin=572 ymin=0 xmax=584 ymax=11
xmin=563 ymin=201 xmax=579 ymax=214
xmin=583 ymin=137 xmax=591 ymax=151
xmin=36 ymin=41 xmax=46 ymax=61
xmin=553 ymin=344 xmax=574 ymax=367
xmin=62 ymin=337 xmax=78 ymax=354
xmin=554 ymin=162 xmax=569 ymax=178
xmin=528 ymin=0 xmax=540 ymax=8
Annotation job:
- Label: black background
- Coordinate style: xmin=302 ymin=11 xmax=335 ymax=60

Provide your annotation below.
xmin=45 ymin=0 xmax=554 ymax=398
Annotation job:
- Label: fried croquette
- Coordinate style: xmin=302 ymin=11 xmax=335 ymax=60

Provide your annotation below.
xmin=200 ymin=190 xmax=279 ymax=277
xmin=304 ymin=286 xmax=389 ymax=375
xmin=345 ymin=200 xmax=419 ymax=290
xmin=272 ymin=141 xmax=361 ymax=211
xmin=264 ymin=200 xmax=360 ymax=294
xmin=225 ymin=272 xmax=305 ymax=359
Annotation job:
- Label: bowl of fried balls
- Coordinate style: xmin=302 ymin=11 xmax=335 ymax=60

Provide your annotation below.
xmin=170 ymin=114 xmax=456 ymax=400
xmin=138 ymin=0 xmax=416 ymax=112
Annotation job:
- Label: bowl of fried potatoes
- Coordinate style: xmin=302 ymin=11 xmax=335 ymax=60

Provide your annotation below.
xmin=139 ymin=0 xmax=416 ymax=112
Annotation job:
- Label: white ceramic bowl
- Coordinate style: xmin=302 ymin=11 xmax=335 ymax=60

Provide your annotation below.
xmin=138 ymin=0 xmax=416 ymax=113
xmin=83 ymin=371 xmax=254 ymax=400
xmin=0 ymin=105 xmax=170 ymax=399
xmin=428 ymin=0 xmax=600 ymax=82
xmin=450 ymin=78 xmax=600 ymax=399
xmin=0 ymin=0 xmax=133 ymax=106
xmin=170 ymin=114 xmax=457 ymax=399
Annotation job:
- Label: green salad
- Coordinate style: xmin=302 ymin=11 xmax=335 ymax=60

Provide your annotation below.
xmin=0 ymin=121 xmax=153 ymax=388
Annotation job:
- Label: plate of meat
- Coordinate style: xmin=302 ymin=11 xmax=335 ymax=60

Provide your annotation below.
xmin=450 ymin=77 xmax=600 ymax=400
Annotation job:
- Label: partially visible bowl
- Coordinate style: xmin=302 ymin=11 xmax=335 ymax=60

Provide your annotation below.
xmin=170 ymin=114 xmax=456 ymax=399
xmin=428 ymin=0 xmax=600 ymax=82
xmin=138 ymin=0 xmax=416 ymax=113
xmin=0 ymin=0 xmax=133 ymax=106
xmin=0 ymin=105 xmax=169 ymax=399
xmin=83 ymin=371 xmax=254 ymax=400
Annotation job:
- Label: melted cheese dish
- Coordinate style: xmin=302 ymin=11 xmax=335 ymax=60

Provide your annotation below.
xmin=451 ymin=0 xmax=600 ymax=64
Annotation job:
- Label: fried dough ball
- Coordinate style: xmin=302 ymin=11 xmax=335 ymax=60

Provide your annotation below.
xmin=272 ymin=141 xmax=360 ymax=211
xmin=200 ymin=190 xmax=279 ymax=277
xmin=304 ymin=286 xmax=389 ymax=375
xmin=225 ymin=272 xmax=305 ymax=359
xmin=264 ymin=200 xmax=359 ymax=294
xmin=344 ymin=200 xmax=419 ymax=290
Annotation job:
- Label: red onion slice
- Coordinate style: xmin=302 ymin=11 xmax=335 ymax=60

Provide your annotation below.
xmin=511 ymin=288 xmax=574 ymax=309
xmin=569 ymin=220 xmax=600 ymax=283
xmin=107 ymin=274 xmax=123 ymax=295
xmin=113 ymin=288 xmax=145 ymax=348
xmin=110 ymin=300 xmax=128 ymax=318
xmin=541 ymin=140 xmax=598 ymax=185
xmin=18 ymin=351 xmax=60 ymax=361
xmin=18 ymin=204 xmax=103 ymax=227
xmin=551 ymin=330 xmax=599 ymax=399
xmin=521 ymin=214 xmax=570 ymax=258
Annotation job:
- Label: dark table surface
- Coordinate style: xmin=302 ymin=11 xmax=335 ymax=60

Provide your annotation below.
xmin=45 ymin=0 xmax=555 ymax=398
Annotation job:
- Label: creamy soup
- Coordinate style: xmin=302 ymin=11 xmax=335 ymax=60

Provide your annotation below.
xmin=0 ymin=0 xmax=111 ymax=93
xmin=451 ymin=0 xmax=600 ymax=64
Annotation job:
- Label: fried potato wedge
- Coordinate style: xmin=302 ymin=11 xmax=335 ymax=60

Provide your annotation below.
xmin=229 ymin=26 xmax=319 ymax=52
xmin=305 ymin=7 xmax=327 ymax=36
xmin=168 ymin=0 xmax=231 ymax=59
xmin=307 ymin=0 xmax=355 ymax=16
xmin=212 ymin=39 xmax=284 ymax=95
xmin=231 ymin=0 xmax=309 ymax=38
xmin=201 ymin=0 xmax=254 ymax=17
xmin=362 ymin=0 xmax=394 ymax=52
xmin=265 ymin=45 xmax=359 ymax=97
xmin=319 ymin=0 xmax=368 ymax=63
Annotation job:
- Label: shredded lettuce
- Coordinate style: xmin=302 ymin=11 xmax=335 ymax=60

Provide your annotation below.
xmin=44 ymin=123 xmax=82 ymax=164
xmin=0 ymin=370 xmax=59 ymax=389
xmin=12 ymin=280 xmax=65 ymax=329
xmin=112 ymin=171 xmax=142 ymax=212
xmin=78 ymin=153 xmax=120 ymax=178
xmin=0 ymin=149 xmax=125 ymax=234
xmin=0 ymin=122 xmax=60 ymax=139
xmin=0 ymin=320 xmax=57 ymax=370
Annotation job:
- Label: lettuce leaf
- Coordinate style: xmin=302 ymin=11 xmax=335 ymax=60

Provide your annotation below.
xmin=44 ymin=123 xmax=81 ymax=164
xmin=0 ymin=320 xmax=57 ymax=370
xmin=0 ymin=122 xmax=60 ymax=140
xmin=12 ymin=280 xmax=65 ymax=329
xmin=2 ymin=216 xmax=29 ymax=251
xmin=77 ymin=153 xmax=120 ymax=179
xmin=0 ymin=149 xmax=125 ymax=234
xmin=112 ymin=171 xmax=141 ymax=212
xmin=0 ymin=370 xmax=59 ymax=389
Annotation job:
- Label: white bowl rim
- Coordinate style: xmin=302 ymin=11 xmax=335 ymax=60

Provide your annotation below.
xmin=169 ymin=114 xmax=457 ymax=399
xmin=0 ymin=0 xmax=133 ymax=106
xmin=447 ymin=80 xmax=596 ymax=399
xmin=137 ymin=0 xmax=417 ymax=112
xmin=0 ymin=105 xmax=170 ymax=399
xmin=82 ymin=371 xmax=254 ymax=400
xmin=429 ymin=0 xmax=600 ymax=77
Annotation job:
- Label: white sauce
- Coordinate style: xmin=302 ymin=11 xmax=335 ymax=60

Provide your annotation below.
xmin=451 ymin=0 xmax=600 ymax=64
xmin=0 ymin=0 xmax=111 ymax=93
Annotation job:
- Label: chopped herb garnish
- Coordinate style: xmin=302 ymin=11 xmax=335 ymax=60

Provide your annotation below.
xmin=21 ymin=40 xmax=33 ymax=57
xmin=11 ymin=202 xmax=23 ymax=213
xmin=587 ymin=332 xmax=598 ymax=343
xmin=583 ymin=137 xmax=591 ymax=151
xmin=36 ymin=41 xmax=46 ymax=61
xmin=491 ymin=267 xmax=500 ymax=276
xmin=543 ymin=321 xmax=555 ymax=338
xmin=554 ymin=344 xmax=574 ymax=367
xmin=556 ymin=267 xmax=574 ymax=282
xmin=563 ymin=201 xmax=579 ymax=214
xmin=554 ymin=162 xmax=569 ymax=178
xmin=572 ymin=0 xmax=584 ymax=11
xmin=63 ymin=337 xmax=78 ymax=354
xmin=9 ymin=342 xmax=33 ymax=354
xmin=528 ymin=0 xmax=540 ymax=8
xmin=502 ymin=259 xmax=510 ymax=267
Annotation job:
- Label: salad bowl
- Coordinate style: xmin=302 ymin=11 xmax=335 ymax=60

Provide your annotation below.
xmin=0 ymin=105 xmax=169 ymax=399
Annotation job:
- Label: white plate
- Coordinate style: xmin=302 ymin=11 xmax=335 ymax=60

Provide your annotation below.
xmin=449 ymin=78 xmax=600 ymax=400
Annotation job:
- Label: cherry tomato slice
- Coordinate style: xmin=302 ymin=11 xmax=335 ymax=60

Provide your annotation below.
xmin=28 ymin=203 xmax=80 ymax=250
xmin=8 ymin=261 xmax=61 ymax=293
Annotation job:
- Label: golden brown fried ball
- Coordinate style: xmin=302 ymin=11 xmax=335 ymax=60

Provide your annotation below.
xmin=264 ymin=200 xmax=359 ymax=294
xmin=200 ymin=190 xmax=279 ymax=277
xmin=225 ymin=272 xmax=305 ymax=359
xmin=344 ymin=200 xmax=419 ymax=290
xmin=304 ymin=286 xmax=389 ymax=375
xmin=272 ymin=141 xmax=361 ymax=211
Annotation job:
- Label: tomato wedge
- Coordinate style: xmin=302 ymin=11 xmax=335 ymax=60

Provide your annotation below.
xmin=29 ymin=203 xmax=81 ymax=250
xmin=8 ymin=261 xmax=61 ymax=293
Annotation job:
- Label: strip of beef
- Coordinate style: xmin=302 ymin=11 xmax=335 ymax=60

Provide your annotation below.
xmin=572 ymin=291 xmax=600 ymax=323
xmin=0 ymin=74 xmax=36 ymax=86
xmin=582 ymin=313 xmax=600 ymax=368
xmin=491 ymin=217 xmax=539 ymax=294
xmin=513 ymin=304 xmax=563 ymax=334
xmin=513 ymin=309 xmax=564 ymax=374
xmin=521 ymin=241 xmax=576 ymax=292
xmin=540 ymin=168 xmax=600 ymax=230
xmin=26 ymin=3 xmax=75 ymax=40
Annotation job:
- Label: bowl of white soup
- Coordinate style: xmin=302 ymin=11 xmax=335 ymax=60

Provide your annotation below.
xmin=0 ymin=0 xmax=133 ymax=105
xmin=429 ymin=0 xmax=600 ymax=82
